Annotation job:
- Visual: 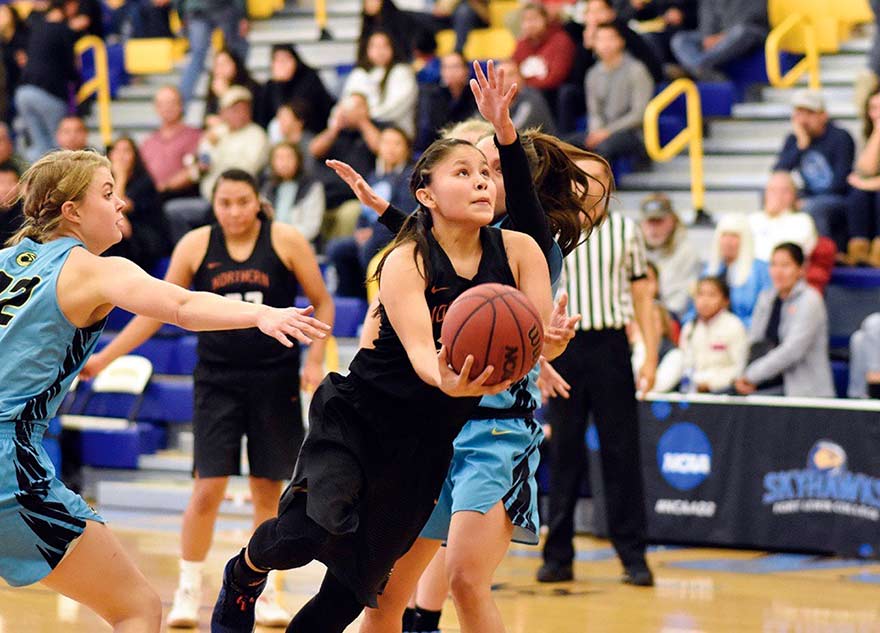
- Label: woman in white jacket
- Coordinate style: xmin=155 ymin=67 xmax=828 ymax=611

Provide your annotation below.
xmin=341 ymin=29 xmax=418 ymax=138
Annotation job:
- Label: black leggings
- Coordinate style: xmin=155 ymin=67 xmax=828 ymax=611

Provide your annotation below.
xmin=247 ymin=493 xmax=364 ymax=633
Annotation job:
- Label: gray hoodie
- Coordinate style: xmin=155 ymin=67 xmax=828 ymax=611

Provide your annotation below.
xmin=745 ymin=279 xmax=834 ymax=397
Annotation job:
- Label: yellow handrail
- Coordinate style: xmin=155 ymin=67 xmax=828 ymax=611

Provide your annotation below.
xmin=315 ymin=0 xmax=327 ymax=31
xmin=643 ymin=78 xmax=704 ymax=213
xmin=765 ymin=13 xmax=821 ymax=89
xmin=74 ymin=36 xmax=112 ymax=147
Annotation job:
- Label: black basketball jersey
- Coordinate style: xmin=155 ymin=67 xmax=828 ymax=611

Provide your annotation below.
xmin=348 ymin=226 xmax=516 ymax=403
xmin=192 ymin=221 xmax=300 ymax=368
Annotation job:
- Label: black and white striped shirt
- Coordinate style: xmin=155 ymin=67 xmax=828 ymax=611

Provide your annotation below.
xmin=562 ymin=213 xmax=648 ymax=331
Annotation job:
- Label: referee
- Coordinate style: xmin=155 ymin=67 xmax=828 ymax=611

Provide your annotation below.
xmin=537 ymin=209 xmax=658 ymax=586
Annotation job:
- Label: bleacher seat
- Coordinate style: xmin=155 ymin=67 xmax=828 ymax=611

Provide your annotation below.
xmin=489 ymin=1 xmax=518 ymax=29
xmin=124 ymin=38 xmax=178 ymax=75
xmin=826 ymin=268 xmax=880 ymax=349
xmin=138 ymin=378 xmax=194 ymax=424
xmin=170 ymin=336 xmax=198 ymax=375
xmin=436 ymin=29 xmax=456 ymax=56
xmin=463 ymin=28 xmax=516 ymax=61
xmin=831 ymin=360 xmax=850 ymax=399
xmin=247 ymin=0 xmax=277 ymax=19
xmin=296 ymin=295 xmax=367 ymax=338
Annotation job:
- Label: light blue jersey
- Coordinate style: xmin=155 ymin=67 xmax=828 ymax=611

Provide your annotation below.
xmin=0 ymin=238 xmax=105 ymax=424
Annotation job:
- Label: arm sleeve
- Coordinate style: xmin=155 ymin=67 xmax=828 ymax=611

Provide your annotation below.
xmin=604 ymin=62 xmax=655 ymax=135
xmin=377 ymin=204 xmax=409 ymax=234
xmin=496 ymin=135 xmax=554 ymax=256
xmin=773 ymin=134 xmax=801 ymax=171
xmin=744 ymin=292 xmax=825 ymax=384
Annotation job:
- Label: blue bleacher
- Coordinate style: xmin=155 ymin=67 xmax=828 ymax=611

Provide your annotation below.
xmin=723 ymin=48 xmax=800 ymax=101
xmin=826 ymin=268 xmax=880 ymax=349
xmin=138 ymin=378 xmax=194 ymax=424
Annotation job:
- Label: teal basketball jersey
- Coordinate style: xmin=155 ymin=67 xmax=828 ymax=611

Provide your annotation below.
xmin=0 ymin=238 xmax=105 ymax=423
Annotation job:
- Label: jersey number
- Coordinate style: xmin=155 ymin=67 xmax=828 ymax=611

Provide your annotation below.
xmin=225 ymin=291 xmax=264 ymax=305
xmin=0 ymin=271 xmax=40 ymax=327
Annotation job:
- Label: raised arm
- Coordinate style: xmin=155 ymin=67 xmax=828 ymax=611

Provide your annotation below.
xmin=325 ymin=159 xmax=409 ymax=233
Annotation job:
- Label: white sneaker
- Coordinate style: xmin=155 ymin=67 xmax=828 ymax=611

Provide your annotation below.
xmin=254 ymin=580 xmax=291 ymax=627
xmin=166 ymin=584 xmax=201 ymax=628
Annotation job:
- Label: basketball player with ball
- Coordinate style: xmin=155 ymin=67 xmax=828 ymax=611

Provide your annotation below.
xmin=211 ymin=134 xmax=569 ymax=632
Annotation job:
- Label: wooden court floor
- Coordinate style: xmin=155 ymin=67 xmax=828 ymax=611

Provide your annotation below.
xmin=1 ymin=509 xmax=879 ymax=632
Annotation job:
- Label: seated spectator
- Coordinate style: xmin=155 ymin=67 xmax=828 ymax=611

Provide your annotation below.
xmin=579 ymin=21 xmax=653 ymax=163
xmin=613 ymin=0 xmax=697 ymax=65
xmin=414 ymin=51 xmax=477 ymax=151
xmin=104 ymin=137 xmax=171 ymax=272
xmin=670 ymin=0 xmax=767 ymax=81
xmin=359 ymin=0 xmax=438 ymax=60
xmin=139 ymin=85 xmax=202 ymax=202
xmin=0 ymin=122 xmax=27 ymax=173
xmin=699 ymin=214 xmax=771 ymax=328
xmin=14 ymin=1 xmax=76 ymax=162
xmin=848 ymin=313 xmax=880 ymax=398
xmin=844 ymin=87 xmax=880 ymax=266
xmin=310 ymin=94 xmax=380 ymax=238
xmin=203 ymin=48 xmax=260 ymax=129
xmin=257 ymin=44 xmax=335 ymax=134
xmin=512 ymin=4 xmax=576 ymax=105
xmin=261 ymin=142 xmax=325 ymax=244
xmin=640 ymin=193 xmax=701 ymax=317
xmin=267 ymin=101 xmax=316 ymax=173
xmin=581 ymin=0 xmax=663 ymax=81
xmin=55 ymin=115 xmax=88 ymax=151
xmin=749 ymin=171 xmax=818 ymax=262
xmin=498 ymin=59 xmax=558 ymax=135
xmin=0 ymin=161 xmax=22 ymax=244
xmin=773 ymin=90 xmax=855 ymax=249
xmin=342 ymin=30 xmax=418 ymax=138
xmin=65 ymin=0 xmax=104 ymax=38
xmin=326 ymin=126 xmax=415 ymax=298
xmin=198 ymin=86 xmax=271 ymax=200
xmin=0 ymin=3 xmax=28 ymax=124
xmin=735 ymin=243 xmax=834 ymax=398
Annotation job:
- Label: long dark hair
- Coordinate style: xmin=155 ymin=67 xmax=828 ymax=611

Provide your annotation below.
xmin=212 ymin=168 xmax=274 ymax=220
xmin=209 ymin=48 xmax=255 ymax=95
xmin=519 ymin=130 xmax=610 ymax=256
xmin=864 ymin=87 xmax=880 ymax=139
xmin=373 ymin=138 xmax=476 ymax=287
xmin=356 ymin=29 xmax=408 ymax=97
xmin=107 ymin=136 xmax=149 ymax=183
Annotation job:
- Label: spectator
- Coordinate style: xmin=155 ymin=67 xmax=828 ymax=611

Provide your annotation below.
xmin=848 ymin=313 xmax=880 ymax=398
xmin=198 ymin=86 xmax=271 ymax=200
xmin=0 ymin=122 xmax=28 ymax=173
xmin=256 ymin=44 xmax=335 ymax=134
xmin=123 ymin=0 xmax=173 ymax=39
xmin=613 ymin=0 xmax=697 ymax=65
xmin=267 ymin=101 xmax=316 ymax=173
xmin=0 ymin=162 xmax=22 ymax=244
xmin=673 ymin=276 xmax=748 ymax=393
xmin=203 ymin=48 xmax=259 ymax=128
xmin=749 ymin=171 xmax=818 ymax=262
xmin=512 ymin=3 xmax=576 ymax=103
xmin=670 ymin=0 xmax=767 ymax=81
xmin=640 ymin=193 xmax=701 ymax=317
xmin=415 ymin=51 xmax=477 ymax=151
xmin=580 ymin=21 xmax=653 ymax=163
xmin=773 ymin=90 xmax=855 ymax=249
xmin=325 ymin=125 xmax=415 ymax=297
xmin=64 ymin=0 xmax=104 ymax=38
xmin=177 ymin=0 xmax=249 ymax=106
xmin=309 ymin=94 xmax=380 ymax=237
xmin=581 ymin=0 xmax=663 ymax=82
xmin=498 ymin=58 xmax=558 ymax=135
xmin=139 ymin=85 xmax=202 ymax=201
xmin=435 ymin=0 xmax=489 ymax=54
xmin=55 ymin=115 xmax=89 ymax=152
xmin=14 ymin=1 xmax=77 ymax=162
xmin=341 ymin=30 xmax=418 ymax=137
xmin=359 ymin=0 xmax=437 ymax=61
xmin=699 ymin=214 xmax=771 ymax=329
xmin=632 ymin=261 xmax=679 ymax=391
xmin=104 ymin=137 xmax=171 ymax=272
xmin=261 ymin=142 xmax=325 ymax=244
xmin=735 ymin=243 xmax=834 ymax=398
xmin=0 ymin=3 xmax=28 ymax=124
xmin=844 ymin=88 xmax=880 ymax=266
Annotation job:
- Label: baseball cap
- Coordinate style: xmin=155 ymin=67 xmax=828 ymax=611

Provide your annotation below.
xmin=640 ymin=193 xmax=674 ymax=220
xmin=219 ymin=85 xmax=253 ymax=110
xmin=791 ymin=89 xmax=825 ymax=112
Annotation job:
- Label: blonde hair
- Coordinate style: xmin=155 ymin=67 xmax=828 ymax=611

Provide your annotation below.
xmin=440 ymin=117 xmax=494 ymax=143
xmin=6 ymin=150 xmax=111 ymax=247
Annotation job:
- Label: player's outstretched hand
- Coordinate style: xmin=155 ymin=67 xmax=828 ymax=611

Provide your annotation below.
xmin=537 ymin=356 xmax=570 ymax=402
xmin=470 ymin=59 xmax=517 ymax=138
xmin=437 ymin=346 xmax=512 ymax=397
xmin=257 ymin=305 xmax=332 ymax=347
xmin=326 ymin=159 xmax=390 ymax=216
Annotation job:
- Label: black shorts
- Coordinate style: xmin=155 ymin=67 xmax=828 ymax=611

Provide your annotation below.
xmin=192 ymin=362 xmax=303 ymax=480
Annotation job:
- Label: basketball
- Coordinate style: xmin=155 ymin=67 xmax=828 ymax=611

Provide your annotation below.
xmin=440 ymin=283 xmax=544 ymax=386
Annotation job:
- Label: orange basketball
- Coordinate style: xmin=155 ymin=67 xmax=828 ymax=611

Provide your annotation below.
xmin=440 ymin=283 xmax=544 ymax=386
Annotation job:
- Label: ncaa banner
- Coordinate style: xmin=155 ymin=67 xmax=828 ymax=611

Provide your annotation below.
xmin=638 ymin=395 xmax=880 ymax=559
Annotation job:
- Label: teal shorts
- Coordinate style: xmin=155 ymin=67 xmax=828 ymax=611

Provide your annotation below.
xmin=420 ymin=416 xmax=543 ymax=545
xmin=0 ymin=421 xmax=104 ymax=587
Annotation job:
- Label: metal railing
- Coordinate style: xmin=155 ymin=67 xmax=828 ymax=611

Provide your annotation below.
xmin=74 ymin=35 xmax=113 ymax=147
xmin=765 ymin=13 xmax=821 ymax=89
xmin=315 ymin=0 xmax=327 ymax=34
xmin=643 ymin=78 xmax=705 ymax=214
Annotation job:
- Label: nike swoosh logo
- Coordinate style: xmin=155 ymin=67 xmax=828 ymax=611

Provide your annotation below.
xmin=491 ymin=428 xmax=513 ymax=436
xmin=430 ymin=286 xmax=450 ymax=294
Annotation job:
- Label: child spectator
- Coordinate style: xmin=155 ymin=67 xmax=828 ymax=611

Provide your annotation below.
xmin=261 ymin=142 xmax=325 ymax=244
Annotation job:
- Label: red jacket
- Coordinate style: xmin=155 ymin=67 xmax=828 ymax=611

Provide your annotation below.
xmin=512 ymin=23 xmax=576 ymax=90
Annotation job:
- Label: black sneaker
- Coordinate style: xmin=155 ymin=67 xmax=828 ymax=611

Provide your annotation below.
xmin=622 ymin=561 xmax=655 ymax=587
xmin=536 ymin=562 xmax=574 ymax=583
xmin=210 ymin=555 xmax=267 ymax=632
